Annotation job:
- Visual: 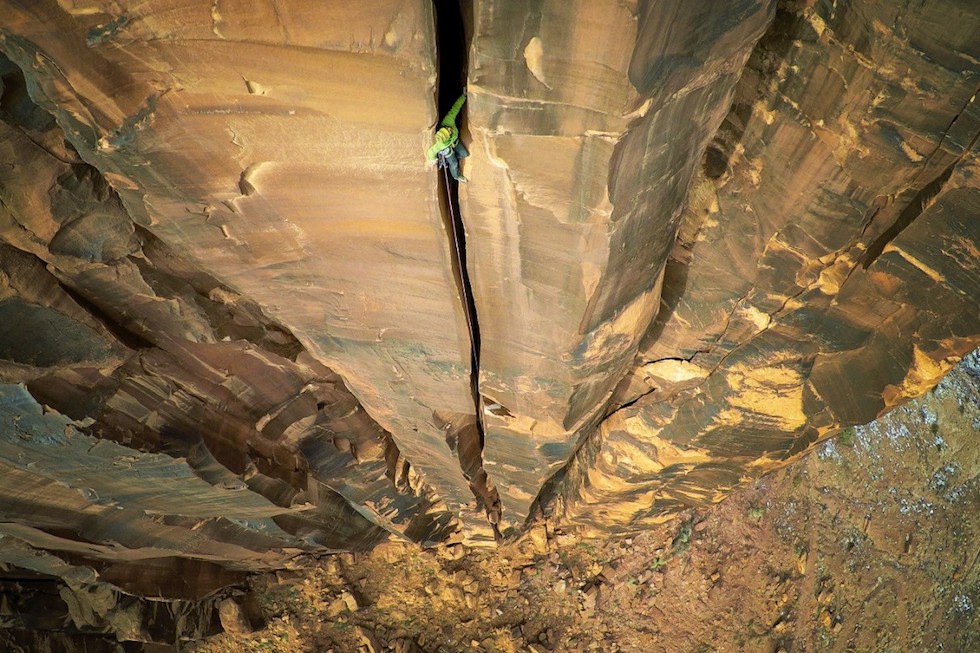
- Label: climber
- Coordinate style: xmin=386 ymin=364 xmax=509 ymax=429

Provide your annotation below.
xmin=426 ymin=92 xmax=469 ymax=183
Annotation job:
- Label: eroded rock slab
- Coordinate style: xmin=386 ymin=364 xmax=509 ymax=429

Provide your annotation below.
xmin=463 ymin=0 xmax=776 ymax=526
xmin=0 ymin=0 xmax=491 ymax=541
xmin=0 ymin=0 xmax=976 ymax=587
xmin=557 ymin=0 xmax=980 ymax=532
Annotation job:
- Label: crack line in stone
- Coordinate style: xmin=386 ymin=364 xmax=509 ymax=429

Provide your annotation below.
xmin=434 ymin=0 xmax=502 ymax=537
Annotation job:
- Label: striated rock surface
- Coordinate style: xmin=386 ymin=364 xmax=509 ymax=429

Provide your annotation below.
xmin=0 ymin=1 xmax=476 ymax=607
xmin=556 ymin=0 xmax=980 ymax=532
xmin=463 ymin=0 xmax=776 ymax=527
xmin=0 ymin=2 xmax=977 ymax=640
xmin=0 ymin=0 xmax=490 ymax=545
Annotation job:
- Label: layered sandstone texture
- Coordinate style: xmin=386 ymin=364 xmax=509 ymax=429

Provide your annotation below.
xmin=0 ymin=0 xmax=978 ymax=629
xmin=556 ymin=0 xmax=980 ymax=531
xmin=463 ymin=0 xmax=776 ymax=526
xmin=1 ymin=0 xmax=476 ymax=615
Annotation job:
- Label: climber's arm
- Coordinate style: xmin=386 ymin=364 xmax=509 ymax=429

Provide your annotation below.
xmin=425 ymin=140 xmax=444 ymax=162
xmin=440 ymin=93 xmax=467 ymax=127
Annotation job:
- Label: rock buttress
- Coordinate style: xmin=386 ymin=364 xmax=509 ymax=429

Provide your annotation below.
xmin=461 ymin=0 xmax=776 ymax=528
xmin=0 ymin=1 xmax=493 ymax=542
xmin=556 ymin=0 xmax=980 ymax=533
xmin=1 ymin=46 xmax=461 ymax=579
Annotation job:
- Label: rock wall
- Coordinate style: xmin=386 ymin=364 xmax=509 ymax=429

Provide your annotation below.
xmin=9 ymin=0 xmax=502 ymax=540
xmin=556 ymin=0 xmax=980 ymax=532
xmin=0 ymin=0 xmax=479 ymax=604
xmin=0 ymin=0 xmax=977 ymax=620
xmin=463 ymin=0 xmax=776 ymax=527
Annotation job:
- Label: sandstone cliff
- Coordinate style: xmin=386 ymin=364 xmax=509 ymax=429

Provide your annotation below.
xmin=0 ymin=0 xmax=977 ymax=643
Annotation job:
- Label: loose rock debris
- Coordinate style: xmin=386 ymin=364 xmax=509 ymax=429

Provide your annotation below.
xmin=194 ymin=359 xmax=980 ymax=652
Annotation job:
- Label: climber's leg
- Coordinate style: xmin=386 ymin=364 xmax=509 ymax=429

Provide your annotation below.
xmin=445 ymin=150 xmax=462 ymax=181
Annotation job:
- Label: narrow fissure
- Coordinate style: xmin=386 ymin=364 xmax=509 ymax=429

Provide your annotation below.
xmin=435 ymin=0 xmax=479 ymax=396
xmin=861 ymin=84 xmax=980 ymax=268
xmin=860 ymin=160 xmax=956 ymax=268
xmin=435 ymin=0 xmax=478 ymax=400
xmin=434 ymin=1 xmax=502 ymax=534
xmin=443 ymin=171 xmax=481 ymax=402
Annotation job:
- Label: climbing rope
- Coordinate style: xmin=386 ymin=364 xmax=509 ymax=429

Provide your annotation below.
xmin=440 ymin=159 xmax=500 ymax=537
xmin=441 ymin=161 xmax=481 ymax=398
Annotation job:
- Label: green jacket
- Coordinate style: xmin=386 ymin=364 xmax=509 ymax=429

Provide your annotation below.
xmin=425 ymin=93 xmax=466 ymax=162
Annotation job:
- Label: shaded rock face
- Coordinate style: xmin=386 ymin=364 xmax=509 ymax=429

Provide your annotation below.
xmin=464 ymin=0 xmax=776 ymax=526
xmin=0 ymin=0 xmax=977 ymax=618
xmin=555 ymin=0 xmax=980 ymax=531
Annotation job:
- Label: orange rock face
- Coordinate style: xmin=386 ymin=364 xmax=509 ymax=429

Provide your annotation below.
xmin=463 ymin=0 xmax=775 ymax=528
xmin=555 ymin=0 xmax=980 ymax=532
xmin=2 ymin=0 xmax=490 ymax=544
xmin=0 ymin=0 xmax=978 ymax=611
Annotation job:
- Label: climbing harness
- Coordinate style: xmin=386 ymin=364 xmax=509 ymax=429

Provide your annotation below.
xmin=436 ymin=149 xmax=450 ymax=170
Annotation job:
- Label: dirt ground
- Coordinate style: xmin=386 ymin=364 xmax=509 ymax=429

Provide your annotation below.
xmin=194 ymin=355 xmax=980 ymax=653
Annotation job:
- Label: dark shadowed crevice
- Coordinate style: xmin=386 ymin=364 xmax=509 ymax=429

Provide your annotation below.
xmin=434 ymin=0 xmax=478 ymax=377
xmin=861 ymin=82 xmax=980 ymax=269
xmin=860 ymin=160 xmax=956 ymax=268
xmin=434 ymin=0 xmax=468 ymax=116
xmin=53 ymin=278 xmax=155 ymax=351
xmin=0 ymin=53 xmax=55 ymax=132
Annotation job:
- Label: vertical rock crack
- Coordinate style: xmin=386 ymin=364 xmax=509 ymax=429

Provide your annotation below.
xmin=434 ymin=0 xmax=502 ymax=535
